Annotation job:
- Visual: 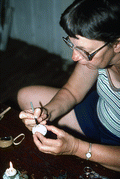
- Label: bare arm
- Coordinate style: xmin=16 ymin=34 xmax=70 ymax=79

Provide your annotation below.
xmin=33 ymin=125 xmax=120 ymax=172
xmin=19 ymin=63 xmax=98 ymax=128
xmin=45 ymin=63 xmax=98 ymax=121
xmin=75 ymin=139 xmax=120 ymax=171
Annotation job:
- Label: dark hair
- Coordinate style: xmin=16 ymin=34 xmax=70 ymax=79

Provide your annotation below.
xmin=60 ymin=0 xmax=120 ymax=43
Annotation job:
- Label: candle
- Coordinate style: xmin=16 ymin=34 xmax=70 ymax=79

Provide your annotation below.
xmin=3 ymin=161 xmax=20 ymax=179
xmin=3 ymin=161 xmax=28 ymax=179
xmin=6 ymin=162 xmax=17 ymax=177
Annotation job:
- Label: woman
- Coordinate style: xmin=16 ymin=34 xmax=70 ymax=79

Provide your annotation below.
xmin=18 ymin=0 xmax=120 ymax=171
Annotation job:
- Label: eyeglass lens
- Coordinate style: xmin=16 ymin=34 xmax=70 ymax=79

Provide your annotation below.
xmin=63 ymin=37 xmax=90 ymax=60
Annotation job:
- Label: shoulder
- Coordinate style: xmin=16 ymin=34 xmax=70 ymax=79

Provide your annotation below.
xmin=74 ymin=63 xmax=98 ymax=77
xmin=66 ymin=63 xmax=98 ymax=99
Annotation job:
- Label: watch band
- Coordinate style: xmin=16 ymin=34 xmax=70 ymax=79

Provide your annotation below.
xmin=86 ymin=143 xmax=92 ymax=160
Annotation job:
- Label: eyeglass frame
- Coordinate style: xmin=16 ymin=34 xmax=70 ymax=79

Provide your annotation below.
xmin=62 ymin=36 xmax=109 ymax=61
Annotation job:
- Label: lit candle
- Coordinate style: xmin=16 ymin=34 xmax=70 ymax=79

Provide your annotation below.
xmin=3 ymin=161 xmax=28 ymax=179
xmin=5 ymin=161 xmax=17 ymax=177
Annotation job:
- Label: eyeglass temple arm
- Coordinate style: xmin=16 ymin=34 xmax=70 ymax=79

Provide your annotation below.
xmin=89 ymin=42 xmax=109 ymax=58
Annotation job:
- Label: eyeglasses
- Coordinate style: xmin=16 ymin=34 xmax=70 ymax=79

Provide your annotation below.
xmin=62 ymin=36 xmax=109 ymax=61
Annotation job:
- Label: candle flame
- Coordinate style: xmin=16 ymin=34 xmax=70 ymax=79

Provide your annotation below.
xmin=10 ymin=161 xmax=13 ymax=168
xmin=6 ymin=161 xmax=17 ymax=176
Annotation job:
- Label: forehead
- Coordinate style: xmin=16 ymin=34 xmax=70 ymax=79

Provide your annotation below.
xmin=70 ymin=35 xmax=105 ymax=50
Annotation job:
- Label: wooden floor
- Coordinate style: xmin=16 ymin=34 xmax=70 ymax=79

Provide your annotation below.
xmin=0 ymin=38 xmax=75 ymax=110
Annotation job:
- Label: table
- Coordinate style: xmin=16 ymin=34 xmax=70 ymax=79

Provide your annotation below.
xmin=0 ymin=103 xmax=120 ymax=179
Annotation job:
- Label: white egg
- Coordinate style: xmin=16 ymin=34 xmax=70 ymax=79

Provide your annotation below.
xmin=32 ymin=124 xmax=47 ymax=136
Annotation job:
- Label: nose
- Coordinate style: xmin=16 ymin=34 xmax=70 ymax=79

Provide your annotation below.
xmin=72 ymin=49 xmax=82 ymax=62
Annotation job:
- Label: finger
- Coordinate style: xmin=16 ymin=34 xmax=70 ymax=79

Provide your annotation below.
xmin=22 ymin=119 xmax=35 ymax=131
xmin=34 ymin=108 xmax=41 ymax=118
xmin=22 ymin=118 xmax=35 ymax=126
xmin=24 ymin=109 xmax=33 ymax=113
xmin=40 ymin=108 xmax=50 ymax=121
xmin=33 ymin=133 xmax=49 ymax=152
xmin=46 ymin=125 xmax=65 ymax=138
xmin=38 ymin=103 xmax=49 ymax=121
xmin=34 ymin=108 xmax=46 ymax=123
xmin=19 ymin=111 xmax=34 ymax=119
xmin=35 ymin=132 xmax=59 ymax=146
xmin=33 ymin=134 xmax=59 ymax=154
xmin=40 ymin=120 xmax=47 ymax=125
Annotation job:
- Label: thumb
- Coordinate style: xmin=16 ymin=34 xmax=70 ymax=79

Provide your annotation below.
xmin=34 ymin=108 xmax=41 ymax=118
xmin=46 ymin=125 xmax=64 ymax=138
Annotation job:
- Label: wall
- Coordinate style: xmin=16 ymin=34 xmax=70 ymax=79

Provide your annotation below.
xmin=10 ymin=0 xmax=74 ymax=62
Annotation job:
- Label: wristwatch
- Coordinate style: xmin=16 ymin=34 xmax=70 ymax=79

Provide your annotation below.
xmin=86 ymin=143 xmax=92 ymax=160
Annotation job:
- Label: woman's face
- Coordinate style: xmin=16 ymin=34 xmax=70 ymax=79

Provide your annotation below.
xmin=70 ymin=35 xmax=116 ymax=70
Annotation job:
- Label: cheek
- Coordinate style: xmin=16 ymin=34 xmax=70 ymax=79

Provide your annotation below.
xmin=101 ymin=49 xmax=115 ymax=66
xmin=91 ymin=49 xmax=115 ymax=68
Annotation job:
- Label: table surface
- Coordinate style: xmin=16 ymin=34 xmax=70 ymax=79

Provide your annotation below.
xmin=0 ymin=103 xmax=120 ymax=179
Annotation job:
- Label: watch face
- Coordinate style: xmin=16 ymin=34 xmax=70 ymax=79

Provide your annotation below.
xmin=86 ymin=152 xmax=91 ymax=159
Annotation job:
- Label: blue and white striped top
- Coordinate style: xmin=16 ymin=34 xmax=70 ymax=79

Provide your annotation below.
xmin=97 ymin=69 xmax=120 ymax=138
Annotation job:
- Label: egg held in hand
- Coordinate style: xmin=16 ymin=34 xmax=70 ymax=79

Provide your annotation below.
xmin=32 ymin=124 xmax=47 ymax=136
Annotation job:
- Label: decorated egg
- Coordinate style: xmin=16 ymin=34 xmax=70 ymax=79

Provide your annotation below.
xmin=32 ymin=124 xmax=47 ymax=136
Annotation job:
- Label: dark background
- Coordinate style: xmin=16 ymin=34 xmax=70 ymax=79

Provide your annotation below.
xmin=0 ymin=38 xmax=75 ymax=110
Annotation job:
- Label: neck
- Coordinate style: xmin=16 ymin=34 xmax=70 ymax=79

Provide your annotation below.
xmin=115 ymin=65 xmax=120 ymax=73
xmin=111 ymin=53 xmax=120 ymax=72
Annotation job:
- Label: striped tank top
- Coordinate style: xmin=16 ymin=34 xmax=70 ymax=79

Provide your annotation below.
xmin=97 ymin=69 xmax=120 ymax=138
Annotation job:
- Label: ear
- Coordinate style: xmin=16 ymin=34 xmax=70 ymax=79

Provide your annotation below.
xmin=113 ymin=38 xmax=120 ymax=53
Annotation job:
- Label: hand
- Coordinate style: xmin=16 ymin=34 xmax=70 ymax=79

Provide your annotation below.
xmin=19 ymin=107 xmax=49 ymax=131
xmin=33 ymin=125 xmax=79 ymax=155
